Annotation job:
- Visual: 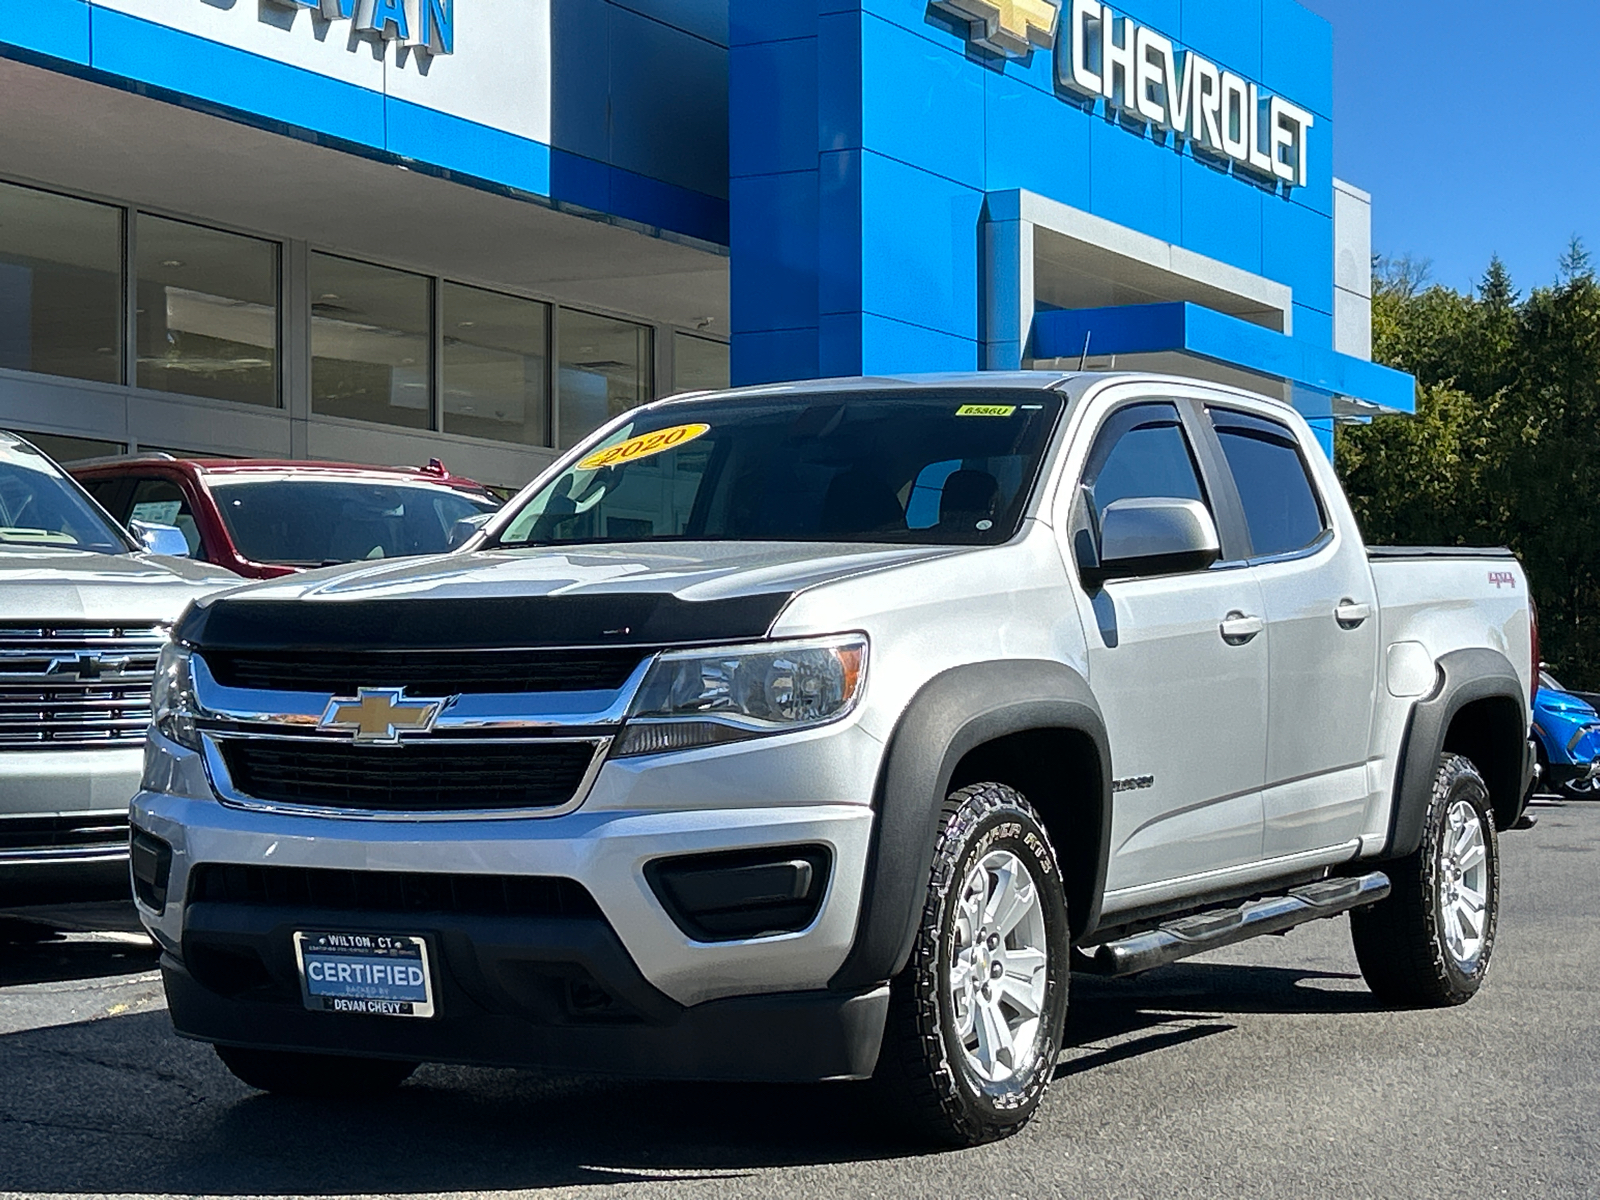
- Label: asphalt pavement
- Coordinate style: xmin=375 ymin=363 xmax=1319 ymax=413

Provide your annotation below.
xmin=1 ymin=796 xmax=1596 ymax=1200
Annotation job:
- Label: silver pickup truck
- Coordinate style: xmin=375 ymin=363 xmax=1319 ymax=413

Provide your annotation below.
xmin=133 ymin=374 xmax=1535 ymax=1146
xmin=0 ymin=432 xmax=238 ymax=907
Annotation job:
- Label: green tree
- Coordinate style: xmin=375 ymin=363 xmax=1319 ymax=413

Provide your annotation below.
xmin=1336 ymin=242 xmax=1600 ymax=685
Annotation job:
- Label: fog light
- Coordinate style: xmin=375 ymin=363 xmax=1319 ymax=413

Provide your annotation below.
xmin=645 ymin=845 xmax=830 ymax=942
xmin=130 ymin=828 xmax=173 ymax=913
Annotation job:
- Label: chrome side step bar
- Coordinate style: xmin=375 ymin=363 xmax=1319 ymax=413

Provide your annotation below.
xmin=1083 ymin=871 xmax=1392 ymax=977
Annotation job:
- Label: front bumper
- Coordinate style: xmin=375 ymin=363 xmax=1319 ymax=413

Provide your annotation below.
xmin=0 ymin=748 xmax=142 ymax=906
xmin=161 ymin=908 xmax=889 ymax=1081
xmin=136 ymin=789 xmax=875 ymax=1009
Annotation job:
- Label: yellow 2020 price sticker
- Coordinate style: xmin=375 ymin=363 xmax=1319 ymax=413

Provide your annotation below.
xmin=577 ymin=423 xmax=711 ymax=471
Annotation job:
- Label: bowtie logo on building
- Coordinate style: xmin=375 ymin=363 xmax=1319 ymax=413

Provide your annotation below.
xmin=319 ymin=688 xmax=446 ymax=744
xmin=935 ymin=0 xmax=1060 ymax=58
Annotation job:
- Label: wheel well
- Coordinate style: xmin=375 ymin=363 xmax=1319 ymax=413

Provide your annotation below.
xmin=948 ymin=727 xmax=1105 ymax=940
xmin=1442 ymin=696 xmax=1527 ymax=829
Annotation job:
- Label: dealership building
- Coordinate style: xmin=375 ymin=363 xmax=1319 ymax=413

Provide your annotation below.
xmin=0 ymin=0 xmax=1413 ymax=486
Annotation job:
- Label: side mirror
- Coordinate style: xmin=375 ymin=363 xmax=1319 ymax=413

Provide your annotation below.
xmin=447 ymin=512 xmax=494 ymax=550
xmin=1085 ymin=498 xmax=1220 ymax=587
xmin=129 ymin=519 xmax=192 ymax=559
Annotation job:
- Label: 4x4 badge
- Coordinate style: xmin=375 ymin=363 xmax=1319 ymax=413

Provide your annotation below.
xmin=319 ymin=688 xmax=445 ymax=745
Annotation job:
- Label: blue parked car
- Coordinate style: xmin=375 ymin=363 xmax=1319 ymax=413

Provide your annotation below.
xmin=1533 ymin=669 xmax=1600 ymax=798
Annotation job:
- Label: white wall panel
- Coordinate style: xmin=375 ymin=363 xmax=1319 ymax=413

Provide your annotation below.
xmin=90 ymin=0 xmax=551 ymax=145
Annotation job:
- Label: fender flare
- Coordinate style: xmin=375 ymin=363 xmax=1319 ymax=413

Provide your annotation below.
xmin=828 ymin=660 xmax=1111 ymax=991
xmin=1386 ymin=647 xmax=1530 ymax=856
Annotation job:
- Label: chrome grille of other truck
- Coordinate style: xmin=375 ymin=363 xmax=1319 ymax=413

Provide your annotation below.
xmin=0 ymin=625 xmax=167 ymax=747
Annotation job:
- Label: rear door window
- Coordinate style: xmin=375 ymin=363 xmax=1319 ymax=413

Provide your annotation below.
xmin=1207 ymin=408 xmax=1327 ymax=559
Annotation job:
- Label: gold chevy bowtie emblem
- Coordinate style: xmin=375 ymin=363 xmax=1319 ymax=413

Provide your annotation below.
xmin=319 ymin=688 xmax=445 ymax=745
xmin=935 ymin=0 xmax=1059 ymax=58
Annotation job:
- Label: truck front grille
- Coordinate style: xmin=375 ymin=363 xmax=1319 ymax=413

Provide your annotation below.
xmin=0 ymin=811 xmax=129 ymax=859
xmin=0 ymin=625 xmax=166 ymax=747
xmin=200 ymin=648 xmax=647 ymax=695
xmin=219 ymin=739 xmax=599 ymax=813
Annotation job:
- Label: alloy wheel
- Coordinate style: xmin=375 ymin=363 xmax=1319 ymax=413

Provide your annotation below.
xmin=948 ymin=849 xmax=1050 ymax=1084
xmin=1437 ymin=798 xmax=1490 ymax=968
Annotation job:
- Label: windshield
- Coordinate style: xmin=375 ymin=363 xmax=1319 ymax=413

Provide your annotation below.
xmin=495 ymin=392 xmax=1064 ymax=548
xmin=211 ymin=478 xmax=501 ymax=566
xmin=0 ymin=440 xmax=129 ymax=553
xmin=1542 ymin=671 xmax=1567 ymax=693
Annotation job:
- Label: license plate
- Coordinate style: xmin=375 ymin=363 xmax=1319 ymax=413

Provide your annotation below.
xmin=293 ymin=931 xmax=436 ymax=1018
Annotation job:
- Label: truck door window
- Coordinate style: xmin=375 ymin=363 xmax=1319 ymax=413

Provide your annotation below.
xmin=127 ymin=477 xmax=203 ymax=558
xmin=1207 ymin=408 xmax=1327 ymax=559
xmin=1082 ymin=402 xmax=1209 ymax=526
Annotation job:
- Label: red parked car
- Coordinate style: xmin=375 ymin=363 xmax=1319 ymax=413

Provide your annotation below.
xmin=70 ymin=456 xmax=503 ymax=580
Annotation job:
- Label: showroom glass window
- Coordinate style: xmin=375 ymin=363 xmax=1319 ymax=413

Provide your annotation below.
xmin=0 ymin=180 xmax=122 ymax=385
xmin=136 ymin=214 xmax=278 ymax=407
xmin=673 ymin=332 xmax=729 ymax=394
xmin=442 ymin=283 xmax=550 ymax=446
xmin=558 ymin=309 xmax=652 ymax=448
xmin=310 ymin=253 xmax=432 ymax=429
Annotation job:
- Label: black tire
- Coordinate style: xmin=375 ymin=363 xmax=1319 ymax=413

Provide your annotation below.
xmin=1351 ymin=754 xmax=1500 ymax=1007
xmin=215 ymin=1044 xmax=417 ymax=1096
xmin=874 ymin=782 xmax=1070 ymax=1148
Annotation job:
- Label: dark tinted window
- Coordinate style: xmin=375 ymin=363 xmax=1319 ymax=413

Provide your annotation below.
xmin=496 ymin=393 xmax=1063 ymax=548
xmin=211 ymin=479 xmax=500 ymax=566
xmin=1082 ymin=402 xmax=1208 ymax=524
xmin=1209 ymin=408 xmax=1326 ymax=558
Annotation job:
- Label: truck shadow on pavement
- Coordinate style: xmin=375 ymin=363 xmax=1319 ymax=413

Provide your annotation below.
xmin=0 ymin=919 xmax=159 ymax=988
xmin=0 ymin=955 xmax=1384 ymax=1194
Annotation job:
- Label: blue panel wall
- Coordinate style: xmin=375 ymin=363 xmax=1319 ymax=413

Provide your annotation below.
xmin=5 ymin=0 xmax=90 ymax=64
xmin=730 ymin=0 xmax=1339 ymax=381
xmin=536 ymin=0 xmax=736 ymax=240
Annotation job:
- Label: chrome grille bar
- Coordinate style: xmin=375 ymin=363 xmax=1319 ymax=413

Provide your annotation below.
xmin=0 ymin=624 xmax=166 ymax=748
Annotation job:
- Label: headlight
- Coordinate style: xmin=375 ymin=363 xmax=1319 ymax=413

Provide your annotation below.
xmin=614 ymin=635 xmax=868 ymax=757
xmin=151 ymin=642 xmax=201 ymax=752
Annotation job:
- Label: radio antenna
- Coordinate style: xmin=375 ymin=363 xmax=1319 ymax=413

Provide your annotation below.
xmin=1077 ymin=331 xmax=1092 ymax=371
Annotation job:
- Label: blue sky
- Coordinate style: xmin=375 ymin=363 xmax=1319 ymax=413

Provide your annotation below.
xmin=1296 ymin=0 xmax=1600 ymax=296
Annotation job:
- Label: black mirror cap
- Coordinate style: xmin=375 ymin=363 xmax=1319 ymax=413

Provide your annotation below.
xmin=1082 ymin=545 xmax=1223 ymax=590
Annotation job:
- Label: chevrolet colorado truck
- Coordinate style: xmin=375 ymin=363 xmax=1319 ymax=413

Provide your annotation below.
xmin=0 ymin=431 xmax=238 ymax=908
xmin=133 ymin=373 xmax=1536 ymax=1146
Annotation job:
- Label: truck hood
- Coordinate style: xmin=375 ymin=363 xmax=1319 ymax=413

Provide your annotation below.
xmin=180 ymin=542 xmax=974 ymax=650
xmin=213 ymin=542 xmax=969 ymax=604
xmin=0 ymin=547 xmax=241 ymax=623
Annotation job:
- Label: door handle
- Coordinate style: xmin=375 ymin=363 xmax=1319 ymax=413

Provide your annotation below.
xmin=1220 ymin=611 xmax=1264 ymax=646
xmin=1335 ymin=600 xmax=1372 ymax=630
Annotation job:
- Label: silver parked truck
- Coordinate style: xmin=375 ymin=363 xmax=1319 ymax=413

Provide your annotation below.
xmin=0 ymin=432 xmax=238 ymax=907
xmin=134 ymin=375 xmax=1536 ymax=1146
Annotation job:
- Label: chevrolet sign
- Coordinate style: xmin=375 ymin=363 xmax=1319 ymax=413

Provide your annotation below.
xmin=936 ymin=0 xmax=1314 ymax=193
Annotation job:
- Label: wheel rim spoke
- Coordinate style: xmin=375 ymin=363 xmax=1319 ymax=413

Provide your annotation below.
xmin=984 ymin=857 xmax=1034 ymax=937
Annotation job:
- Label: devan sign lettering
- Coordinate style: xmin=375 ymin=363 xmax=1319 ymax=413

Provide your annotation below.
xmin=936 ymin=0 xmax=1314 ymax=192
xmin=268 ymin=0 xmax=454 ymax=56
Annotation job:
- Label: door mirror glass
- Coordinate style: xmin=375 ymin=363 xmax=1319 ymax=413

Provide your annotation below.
xmin=130 ymin=519 xmax=192 ymax=559
xmin=1090 ymin=497 xmax=1220 ymax=586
